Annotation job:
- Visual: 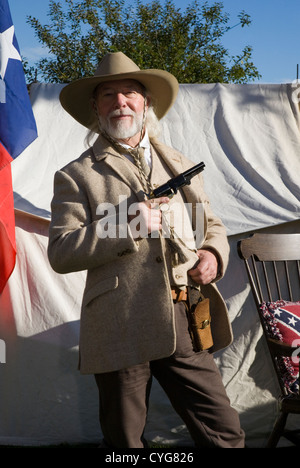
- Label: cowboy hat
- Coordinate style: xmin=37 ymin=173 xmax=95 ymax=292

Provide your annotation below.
xmin=59 ymin=51 xmax=179 ymax=130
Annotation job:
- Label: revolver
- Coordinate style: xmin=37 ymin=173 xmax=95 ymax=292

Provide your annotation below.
xmin=147 ymin=162 xmax=205 ymax=199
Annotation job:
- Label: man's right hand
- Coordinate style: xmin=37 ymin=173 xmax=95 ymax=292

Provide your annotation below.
xmin=128 ymin=197 xmax=170 ymax=239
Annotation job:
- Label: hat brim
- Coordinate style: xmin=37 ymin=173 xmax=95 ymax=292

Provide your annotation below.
xmin=59 ymin=69 xmax=179 ymax=130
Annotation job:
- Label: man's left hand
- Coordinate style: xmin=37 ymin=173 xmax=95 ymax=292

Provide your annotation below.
xmin=187 ymin=249 xmax=219 ymax=285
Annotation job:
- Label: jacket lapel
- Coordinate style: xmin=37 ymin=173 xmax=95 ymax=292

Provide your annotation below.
xmin=92 ymin=135 xmax=147 ymax=202
xmin=151 ymin=138 xmax=200 ymax=204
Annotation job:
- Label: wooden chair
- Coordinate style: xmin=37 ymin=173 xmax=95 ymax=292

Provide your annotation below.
xmin=237 ymin=233 xmax=300 ymax=447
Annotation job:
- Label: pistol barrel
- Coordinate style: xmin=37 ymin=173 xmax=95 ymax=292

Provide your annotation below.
xmin=148 ymin=162 xmax=205 ymax=199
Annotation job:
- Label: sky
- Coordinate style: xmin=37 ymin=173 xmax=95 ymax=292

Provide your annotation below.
xmin=7 ymin=0 xmax=300 ymax=84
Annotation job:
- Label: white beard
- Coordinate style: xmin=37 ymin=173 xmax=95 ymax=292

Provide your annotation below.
xmin=99 ymin=110 xmax=144 ymax=140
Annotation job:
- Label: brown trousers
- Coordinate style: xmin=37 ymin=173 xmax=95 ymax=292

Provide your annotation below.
xmin=94 ymin=301 xmax=245 ymax=448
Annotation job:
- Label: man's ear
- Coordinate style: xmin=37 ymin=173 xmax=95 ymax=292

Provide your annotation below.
xmin=144 ymin=95 xmax=151 ymax=112
xmin=91 ymin=98 xmax=99 ymax=119
xmin=91 ymin=98 xmax=97 ymax=112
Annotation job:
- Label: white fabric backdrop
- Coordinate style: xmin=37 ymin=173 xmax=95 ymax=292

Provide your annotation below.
xmin=0 ymin=82 xmax=300 ymax=447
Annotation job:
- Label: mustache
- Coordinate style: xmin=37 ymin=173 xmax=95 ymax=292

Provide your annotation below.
xmin=109 ymin=109 xmax=135 ymax=118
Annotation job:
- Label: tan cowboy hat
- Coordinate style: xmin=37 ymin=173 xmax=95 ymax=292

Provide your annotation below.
xmin=59 ymin=51 xmax=179 ymax=130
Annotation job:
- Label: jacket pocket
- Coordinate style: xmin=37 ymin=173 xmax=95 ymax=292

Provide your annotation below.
xmin=83 ymin=276 xmax=118 ymax=308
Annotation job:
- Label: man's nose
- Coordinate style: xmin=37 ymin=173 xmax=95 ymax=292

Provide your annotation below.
xmin=114 ymin=92 xmax=127 ymax=107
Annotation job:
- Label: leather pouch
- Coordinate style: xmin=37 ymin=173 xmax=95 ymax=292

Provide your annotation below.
xmin=188 ymin=298 xmax=213 ymax=352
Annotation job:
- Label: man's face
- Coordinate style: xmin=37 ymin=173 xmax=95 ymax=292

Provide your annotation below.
xmin=95 ymin=79 xmax=149 ymax=145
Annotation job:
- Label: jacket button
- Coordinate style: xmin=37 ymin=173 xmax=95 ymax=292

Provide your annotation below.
xmin=156 ymin=256 xmax=163 ymax=263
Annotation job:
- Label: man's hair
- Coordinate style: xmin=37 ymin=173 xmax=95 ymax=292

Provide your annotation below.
xmin=144 ymin=103 xmax=161 ymax=138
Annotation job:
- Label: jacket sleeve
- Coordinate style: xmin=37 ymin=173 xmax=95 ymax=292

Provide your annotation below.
xmin=47 ymin=169 xmax=139 ymax=274
xmin=196 ymin=173 xmax=230 ymax=280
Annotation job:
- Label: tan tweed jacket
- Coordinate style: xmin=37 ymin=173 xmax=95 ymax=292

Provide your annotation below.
xmin=48 ymin=135 xmax=232 ymax=374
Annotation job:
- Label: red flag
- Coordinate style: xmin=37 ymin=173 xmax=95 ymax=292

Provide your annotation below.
xmin=0 ymin=0 xmax=38 ymax=293
xmin=0 ymin=145 xmax=15 ymax=292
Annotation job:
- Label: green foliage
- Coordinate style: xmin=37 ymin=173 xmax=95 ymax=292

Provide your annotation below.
xmin=25 ymin=0 xmax=261 ymax=84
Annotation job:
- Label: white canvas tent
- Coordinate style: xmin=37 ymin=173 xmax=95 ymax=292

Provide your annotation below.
xmin=0 ymin=82 xmax=300 ymax=447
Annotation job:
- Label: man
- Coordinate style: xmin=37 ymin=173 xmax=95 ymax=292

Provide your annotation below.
xmin=48 ymin=52 xmax=244 ymax=448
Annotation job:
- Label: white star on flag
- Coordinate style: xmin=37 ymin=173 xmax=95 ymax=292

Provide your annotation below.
xmin=288 ymin=316 xmax=297 ymax=327
xmin=0 ymin=25 xmax=21 ymax=80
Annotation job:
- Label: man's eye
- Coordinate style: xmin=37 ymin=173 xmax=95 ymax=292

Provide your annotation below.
xmin=125 ymin=91 xmax=138 ymax=98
